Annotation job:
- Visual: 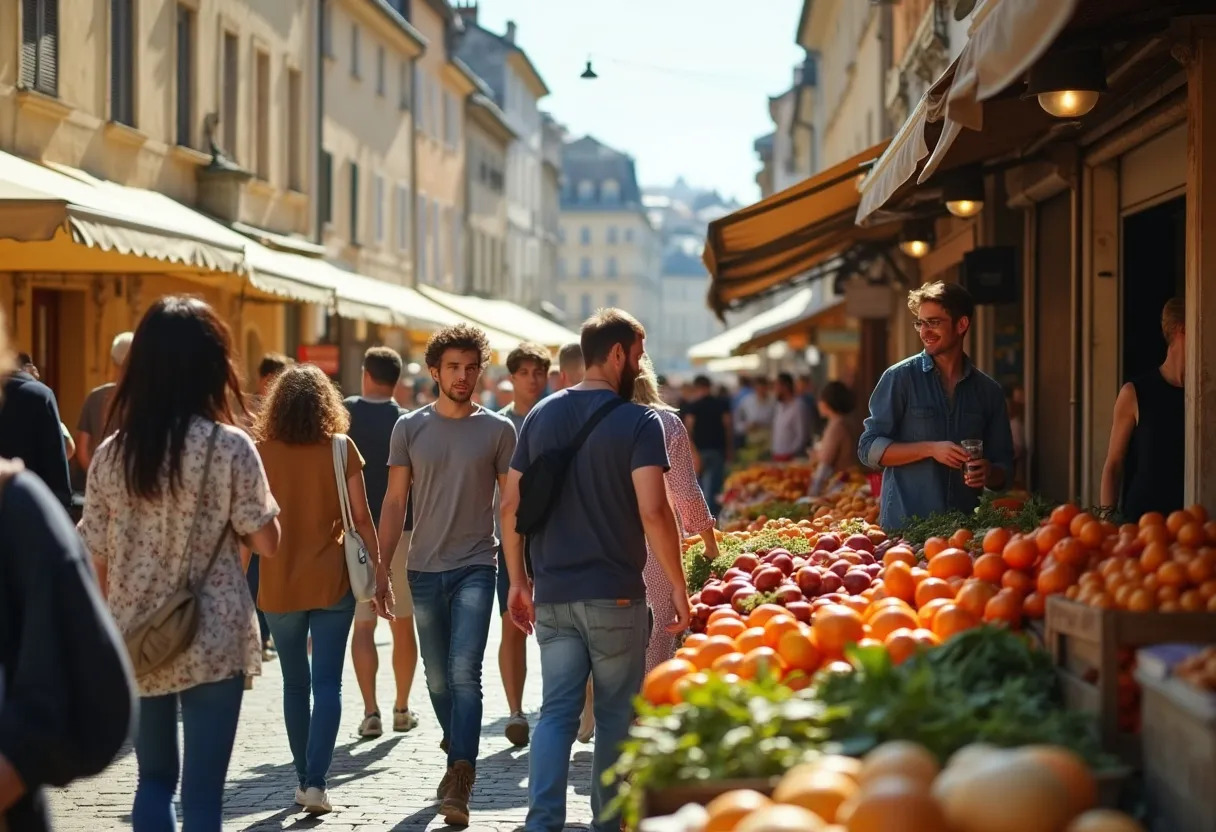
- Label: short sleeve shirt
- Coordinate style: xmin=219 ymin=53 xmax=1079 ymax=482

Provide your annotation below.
xmin=77 ymin=383 xmax=117 ymax=441
xmin=77 ymin=418 xmax=279 ymax=697
xmin=510 ymin=389 xmax=669 ymax=604
xmin=388 ymin=404 xmax=516 ymax=572
xmin=255 ymin=438 xmax=365 ymax=613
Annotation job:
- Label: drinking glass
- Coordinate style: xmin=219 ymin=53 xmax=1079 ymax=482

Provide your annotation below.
xmin=961 ymin=439 xmax=984 ymax=487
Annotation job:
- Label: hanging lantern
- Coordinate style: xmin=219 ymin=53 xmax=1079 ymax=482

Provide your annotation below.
xmin=899 ymin=220 xmax=935 ymax=259
xmin=1025 ymin=48 xmax=1106 ymax=119
xmin=943 ymin=169 xmax=985 ymax=218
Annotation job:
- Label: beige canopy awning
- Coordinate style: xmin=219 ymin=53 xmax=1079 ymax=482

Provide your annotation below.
xmin=856 ymin=0 xmax=1082 ymax=225
xmin=702 ymin=142 xmax=898 ymax=315
xmin=416 ymin=284 xmax=580 ymax=350
xmin=688 ymin=287 xmax=816 ymax=362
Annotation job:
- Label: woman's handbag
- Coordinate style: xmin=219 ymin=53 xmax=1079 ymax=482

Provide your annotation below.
xmin=332 ymin=434 xmax=376 ymax=602
xmin=124 ymin=424 xmax=231 ymax=677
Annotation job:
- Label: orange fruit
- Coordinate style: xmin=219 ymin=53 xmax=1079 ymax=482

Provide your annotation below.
xmin=932 ymin=603 xmax=979 ymax=641
xmin=864 ymin=597 xmax=913 ymax=622
xmin=1018 ymin=746 xmax=1097 ymax=818
xmin=910 ymin=566 xmax=930 ymax=585
xmin=811 ymin=605 xmax=865 ymax=655
xmin=1001 ymin=568 xmax=1036 ymax=595
xmin=1166 ymin=510 xmax=1191 ymax=538
xmin=984 ymin=589 xmax=1024 ymax=627
xmin=1157 ymin=560 xmax=1187 ymax=587
xmin=1069 ymin=512 xmax=1095 ymax=539
xmin=738 ymin=646 xmax=787 ymax=681
xmin=1113 ymin=584 xmax=1136 ymax=609
xmin=1208 ymin=595 xmax=1216 ymax=612
xmin=693 ymin=635 xmax=740 ymax=670
xmin=884 ymin=628 xmax=920 ymax=665
xmin=642 ymin=658 xmax=695 ymax=705
xmin=973 ymin=553 xmax=1008 ymax=584
xmin=1023 ymin=591 xmax=1047 ymax=618
xmin=1038 ymin=563 xmax=1078 ymax=596
xmin=1077 ymin=521 xmax=1107 ymax=549
xmin=1205 ymin=521 xmax=1216 ymax=543
xmin=707 ymin=617 xmax=746 ymax=640
xmin=1180 ymin=589 xmax=1205 ymax=612
xmin=776 ymin=628 xmax=821 ymax=672
xmin=682 ymin=633 xmax=709 ymax=650
xmin=763 ymin=615 xmax=801 ymax=651
xmin=910 ymin=628 xmax=940 ymax=646
xmin=746 ymin=604 xmax=790 ymax=628
xmin=1051 ymin=536 xmax=1088 ymax=567
xmin=882 ymin=561 xmax=917 ymax=602
xmin=1187 ymin=503 xmax=1210 ymax=523
xmin=675 ymin=646 xmax=698 ymax=662
xmin=882 ymin=546 xmax=918 ymax=567
xmin=1050 ymin=504 xmax=1081 ymax=528
xmin=1177 ymin=522 xmax=1206 ymax=548
xmin=1140 ymin=541 xmax=1169 ymax=572
xmin=711 ymin=651 xmax=745 ymax=675
xmin=950 ymin=528 xmax=974 ymax=549
xmin=923 ymin=536 xmax=949 ymax=559
xmin=704 ymin=789 xmax=772 ymax=832
xmin=916 ymin=597 xmax=953 ymax=629
xmin=842 ymin=595 xmax=871 ymax=615
xmin=928 ymin=549 xmax=973 ymax=580
xmin=1157 ymin=584 xmax=1181 ymax=603
xmin=983 ymin=527 xmax=1013 ymax=554
xmin=707 ymin=607 xmax=741 ymax=626
xmin=1139 ymin=523 xmax=1170 ymax=546
xmin=1160 ymin=600 xmax=1182 ymax=612
xmin=672 ymin=671 xmax=710 ymax=702
xmin=734 ymin=627 xmax=767 ymax=654
xmin=1036 ymin=523 xmax=1069 ymax=555
xmin=868 ymin=606 xmax=919 ymax=642
xmin=1003 ymin=537 xmax=1039 ymax=570
xmin=1199 ymin=579 xmax=1216 ymax=600
xmin=1139 ymin=510 xmax=1165 ymax=528
xmin=955 ymin=579 xmax=1000 ymax=618
xmin=914 ymin=577 xmax=955 ymax=608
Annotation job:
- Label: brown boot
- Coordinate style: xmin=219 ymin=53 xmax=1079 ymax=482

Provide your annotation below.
xmin=439 ymin=760 xmax=475 ymax=826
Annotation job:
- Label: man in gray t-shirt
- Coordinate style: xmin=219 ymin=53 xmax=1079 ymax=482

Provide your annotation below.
xmin=375 ymin=324 xmax=516 ymax=828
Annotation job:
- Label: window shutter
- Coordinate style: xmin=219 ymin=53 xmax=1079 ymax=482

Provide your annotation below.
xmin=349 ymin=161 xmax=360 ymax=244
xmin=320 ymin=151 xmax=333 ymax=224
xmin=39 ymin=0 xmax=57 ymax=94
xmin=20 ymin=0 xmax=37 ymax=88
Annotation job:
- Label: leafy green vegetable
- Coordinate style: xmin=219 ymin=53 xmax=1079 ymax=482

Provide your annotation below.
xmin=893 ymin=493 xmax=1052 ymax=545
xmin=682 ymin=530 xmax=813 ymax=591
xmin=737 ymin=591 xmax=779 ymax=613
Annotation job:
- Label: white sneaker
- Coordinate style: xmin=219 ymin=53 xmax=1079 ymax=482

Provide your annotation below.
xmin=302 ymin=786 xmax=331 ymax=815
xmin=358 ymin=712 xmax=383 ymax=738
xmin=505 ymin=711 xmax=529 ymax=747
xmin=294 ymin=787 xmax=306 ymax=806
xmin=393 ymin=708 xmax=418 ymax=732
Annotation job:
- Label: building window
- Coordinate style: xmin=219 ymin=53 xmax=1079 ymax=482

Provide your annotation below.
xmin=320 ymin=150 xmax=333 ymax=224
xmin=286 ymin=68 xmax=302 ymax=191
xmin=602 ymin=179 xmax=620 ymax=204
xmin=580 ymin=293 xmax=592 ymax=320
xmin=174 ymin=5 xmax=194 ymax=146
xmin=579 ymin=257 xmax=591 ymax=278
xmin=430 ymin=200 xmax=440 ymax=284
xmin=21 ymin=0 xmax=59 ymax=95
xmin=606 ymin=292 xmax=619 ymax=308
xmin=624 ymin=227 xmax=634 ymax=244
xmin=221 ymin=31 xmax=238 ymax=159
xmin=579 ymin=226 xmax=591 ymax=246
xmin=349 ymin=161 xmax=360 ymax=244
xmin=417 ymin=193 xmax=428 ymax=280
xmin=373 ymin=175 xmax=385 ymax=244
xmin=606 ymin=226 xmax=618 ymax=245
xmin=350 ymin=23 xmax=360 ymax=78
xmin=399 ymin=60 xmax=411 ymax=110
xmin=110 ymin=0 xmax=135 ymax=126
xmin=396 ymin=183 xmax=409 ymax=252
xmin=451 ymin=209 xmax=462 ymax=286
xmin=606 ymin=257 xmax=618 ymax=278
xmin=443 ymin=91 xmax=460 ymax=149
xmin=376 ymin=46 xmax=385 ymax=95
xmin=577 ymin=180 xmax=594 ymax=203
xmin=254 ymin=49 xmax=270 ymax=180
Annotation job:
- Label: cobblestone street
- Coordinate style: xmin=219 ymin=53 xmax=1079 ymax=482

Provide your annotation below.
xmin=48 ymin=621 xmax=595 ymax=831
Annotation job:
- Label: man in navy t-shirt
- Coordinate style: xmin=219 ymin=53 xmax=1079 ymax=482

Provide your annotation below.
xmin=500 ymin=309 xmax=690 ymax=832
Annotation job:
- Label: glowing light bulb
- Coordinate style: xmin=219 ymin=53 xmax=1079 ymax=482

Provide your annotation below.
xmin=945 ymin=199 xmax=983 ymax=218
xmin=1037 ymin=89 xmax=1100 ymax=119
xmin=899 ymin=239 xmax=930 ymax=258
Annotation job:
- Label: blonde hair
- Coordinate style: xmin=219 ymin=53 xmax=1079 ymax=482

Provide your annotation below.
xmin=1162 ymin=297 xmax=1185 ymax=342
xmin=632 ymin=355 xmax=676 ymax=412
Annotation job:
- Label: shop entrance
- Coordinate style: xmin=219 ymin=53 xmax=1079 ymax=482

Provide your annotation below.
xmin=1121 ymin=195 xmax=1185 ymax=382
xmin=30 ymin=289 xmax=61 ymax=392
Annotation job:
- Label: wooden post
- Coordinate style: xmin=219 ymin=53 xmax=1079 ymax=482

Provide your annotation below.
xmin=1179 ymin=22 xmax=1216 ymax=511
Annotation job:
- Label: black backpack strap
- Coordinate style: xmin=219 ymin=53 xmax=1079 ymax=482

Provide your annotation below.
xmin=569 ymin=397 xmax=625 ymax=455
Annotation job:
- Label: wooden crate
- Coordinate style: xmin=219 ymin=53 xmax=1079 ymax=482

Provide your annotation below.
xmin=1135 ymin=670 xmax=1216 ymax=832
xmin=1044 ymin=597 xmax=1216 ymax=763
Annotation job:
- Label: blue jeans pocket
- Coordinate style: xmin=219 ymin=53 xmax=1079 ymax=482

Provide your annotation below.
xmin=585 ymin=600 xmax=641 ymax=660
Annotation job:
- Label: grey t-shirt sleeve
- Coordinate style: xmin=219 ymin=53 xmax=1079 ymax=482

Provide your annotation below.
xmin=387 ymin=414 xmax=412 ymax=469
xmin=633 ymin=410 xmax=670 ymax=472
xmin=77 ymin=389 xmax=100 ymax=434
xmin=495 ymin=420 xmax=517 ymax=476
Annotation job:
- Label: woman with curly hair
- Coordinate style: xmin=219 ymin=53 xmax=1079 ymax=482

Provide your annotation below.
xmin=254 ymin=364 xmax=383 ymax=816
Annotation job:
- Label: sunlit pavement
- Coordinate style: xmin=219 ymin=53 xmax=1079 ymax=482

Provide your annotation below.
xmin=48 ymin=620 xmax=595 ymax=831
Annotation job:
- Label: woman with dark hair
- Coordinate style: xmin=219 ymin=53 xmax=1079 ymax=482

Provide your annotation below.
xmin=254 ymin=364 xmax=382 ymax=816
xmin=809 ymin=381 xmax=859 ymax=496
xmin=78 ymin=296 xmax=281 ymax=832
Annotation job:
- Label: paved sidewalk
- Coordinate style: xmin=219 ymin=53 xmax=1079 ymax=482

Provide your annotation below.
xmin=48 ymin=618 xmax=596 ymax=831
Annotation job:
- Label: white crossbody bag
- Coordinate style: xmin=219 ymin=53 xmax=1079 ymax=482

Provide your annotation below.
xmin=332 ymin=434 xmax=377 ymax=602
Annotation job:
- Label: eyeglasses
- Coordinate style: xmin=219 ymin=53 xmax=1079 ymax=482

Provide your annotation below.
xmin=913 ymin=317 xmax=949 ymax=331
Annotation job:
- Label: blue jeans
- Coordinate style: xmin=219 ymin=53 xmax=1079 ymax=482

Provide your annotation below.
xmin=526 ymin=599 xmax=649 ymax=832
xmin=408 ymin=564 xmax=496 ymax=768
xmin=698 ymin=448 xmax=727 ymax=517
xmin=132 ymin=675 xmax=244 ymax=832
xmin=263 ymin=591 xmax=356 ymax=790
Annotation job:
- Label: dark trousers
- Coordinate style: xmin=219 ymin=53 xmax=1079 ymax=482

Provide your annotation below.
xmin=246 ymin=554 xmax=271 ymax=644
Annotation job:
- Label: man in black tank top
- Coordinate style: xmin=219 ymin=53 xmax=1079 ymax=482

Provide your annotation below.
xmin=1100 ymin=298 xmax=1186 ymax=520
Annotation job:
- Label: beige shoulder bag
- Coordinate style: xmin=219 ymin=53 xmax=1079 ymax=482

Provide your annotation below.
xmin=124 ymin=424 xmax=231 ymax=677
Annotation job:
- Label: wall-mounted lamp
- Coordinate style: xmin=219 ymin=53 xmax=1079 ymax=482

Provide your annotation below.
xmin=1025 ymin=48 xmax=1106 ymax=119
xmin=943 ymin=169 xmax=985 ymax=218
xmin=899 ymin=220 xmax=935 ymax=259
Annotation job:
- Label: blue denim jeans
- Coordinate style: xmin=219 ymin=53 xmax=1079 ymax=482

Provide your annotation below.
xmin=132 ymin=675 xmax=244 ymax=832
xmin=408 ymin=564 xmax=496 ymax=768
xmin=525 ymin=599 xmax=649 ymax=832
xmin=264 ymin=591 xmax=356 ymax=790
xmin=698 ymin=448 xmax=727 ymax=517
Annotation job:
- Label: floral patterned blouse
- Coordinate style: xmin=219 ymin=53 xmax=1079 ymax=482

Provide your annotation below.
xmin=657 ymin=408 xmax=715 ymax=537
xmin=78 ymin=418 xmax=279 ymax=697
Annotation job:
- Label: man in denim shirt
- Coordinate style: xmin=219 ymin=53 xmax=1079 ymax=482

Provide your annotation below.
xmin=859 ymin=281 xmax=1014 ymax=529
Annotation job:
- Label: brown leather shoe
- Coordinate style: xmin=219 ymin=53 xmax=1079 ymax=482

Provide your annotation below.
xmin=439 ymin=760 xmax=475 ymax=826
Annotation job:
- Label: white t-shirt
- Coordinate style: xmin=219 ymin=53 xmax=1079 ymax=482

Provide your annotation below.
xmin=771 ymin=398 xmax=808 ymax=458
xmin=738 ymin=393 xmax=776 ymax=431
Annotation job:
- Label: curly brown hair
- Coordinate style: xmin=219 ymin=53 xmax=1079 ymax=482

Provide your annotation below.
xmin=424 ymin=323 xmax=490 ymax=369
xmin=255 ymin=363 xmax=350 ymax=444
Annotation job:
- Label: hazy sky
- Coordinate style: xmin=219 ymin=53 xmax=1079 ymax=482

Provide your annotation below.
xmin=470 ymin=0 xmax=805 ymax=204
